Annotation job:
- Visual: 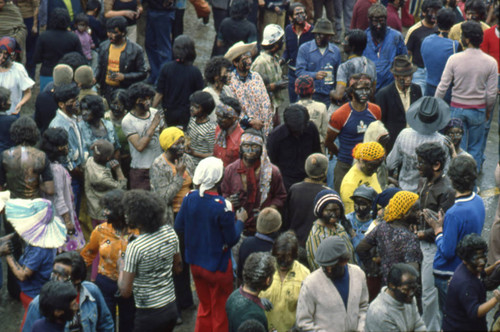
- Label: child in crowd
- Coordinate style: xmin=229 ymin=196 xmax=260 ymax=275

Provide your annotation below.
xmin=73 ymin=13 xmax=95 ymax=64
xmin=443 ymin=118 xmax=472 ymax=159
xmin=346 ymin=185 xmax=377 ymax=251
xmin=186 ymin=91 xmax=216 ymax=167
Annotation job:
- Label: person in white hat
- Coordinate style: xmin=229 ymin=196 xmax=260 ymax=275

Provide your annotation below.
xmin=251 ymin=24 xmax=288 ymax=114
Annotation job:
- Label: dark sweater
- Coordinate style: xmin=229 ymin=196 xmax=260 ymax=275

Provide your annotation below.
xmin=237 ymin=233 xmax=274 ymax=280
xmin=34 ymin=90 xmax=58 ymax=134
xmin=34 ymin=30 xmax=83 ymax=76
xmin=226 ymin=287 xmax=267 ymax=332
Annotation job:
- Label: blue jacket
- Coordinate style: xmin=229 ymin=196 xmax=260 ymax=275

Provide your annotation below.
xmin=433 ymin=193 xmax=485 ymax=276
xmin=282 ymin=23 xmax=315 ymax=70
xmin=296 ymin=40 xmax=341 ymax=96
xmin=363 ymin=27 xmax=407 ymax=91
xmin=49 ymin=110 xmax=85 ymax=171
xmin=175 ymin=190 xmax=243 ymax=273
xmin=22 ymin=281 xmax=114 ymax=332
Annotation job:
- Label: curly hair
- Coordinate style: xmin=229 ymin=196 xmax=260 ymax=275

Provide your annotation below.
xmin=242 ymin=252 xmax=276 ymax=292
xmin=41 ymin=128 xmax=69 ymax=162
xmin=415 ymin=142 xmax=446 ymax=171
xmin=422 ymin=0 xmax=443 ymax=13
xmin=173 ymin=35 xmax=196 ymax=64
xmin=58 ymin=52 xmax=88 ymax=72
xmin=464 ymin=0 xmax=486 ymax=20
xmin=126 ymin=82 xmax=155 ymax=107
xmin=122 ymin=190 xmax=165 ymax=233
xmin=106 ymin=16 xmax=127 ymax=33
xmin=448 ymin=155 xmax=477 ymax=192
xmin=0 ymin=86 xmax=11 ymax=112
xmin=461 ymin=20 xmax=484 ymax=48
xmin=220 ymin=96 xmax=242 ymax=115
xmin=81 ymin=94 xmax=105 ymax=121
xmin=100 ymin=189 xmax=126 ymax=230
xmin=10 ymin=116 xmax=40 ymax=146
xmin=48 ymin=8 xmax=71 ymax=30
xmin=39 ymin=281 xmax=78 ymax=322
xmin=54 ymin=83 xmax=80 ymax=104
xmin=272 ymin=231 xmax=299 ymax=261
xmin=204 ymin=56 xmax=231 ymax=85
xmin=456 ymin=233 xmax=487 ymax=262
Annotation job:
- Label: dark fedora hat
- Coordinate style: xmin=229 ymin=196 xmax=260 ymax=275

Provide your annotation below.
xmin=406 ymin=96 xmax=451 ymax=135
xmin=311 ymin=18 xmax=336 ymax=35
xmin=390 ymin=55 xmax=417 ymax=76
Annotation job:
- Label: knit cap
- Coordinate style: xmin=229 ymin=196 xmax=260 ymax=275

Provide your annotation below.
xmin=352 ymin=142 xmax=385 ymax=161
xmin=384 ymin=191 xmax=419 ymax=222
xmin=305 ymin=153 xmax=328 ymax=179
xmin=313 ymin=189 xmax=344 ymax=218
xmin=295 ymin=75 xmax=314 ymax=96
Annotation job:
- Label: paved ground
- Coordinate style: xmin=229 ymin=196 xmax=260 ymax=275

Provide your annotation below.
xmin=1 ymin=4 xmax=499 ymax=331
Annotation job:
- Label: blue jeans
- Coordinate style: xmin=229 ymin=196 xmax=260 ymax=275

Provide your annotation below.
xmin=326 ymin=154 xmax=337 ymax=189
xmin=145 ymin=9 xmax=175 ymax=84
xmin=426 ymin=83 xmax=452 ymax=105
xmin=333 ymin=0 xmax=356 ymax=35
xmin=450 ymin=106 xmax=486 ymax=171
xmin=434 ymin=274 xmax=450 ymax=313
xmin=412 ymin=67 xmax=426 ymax=96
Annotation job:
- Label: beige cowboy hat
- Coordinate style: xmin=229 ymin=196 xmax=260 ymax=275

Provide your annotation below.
xmin=224 ymin=41 xmax=257 ymax=62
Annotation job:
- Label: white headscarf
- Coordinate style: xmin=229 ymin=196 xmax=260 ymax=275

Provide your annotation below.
xmin=193 ymin=157 xmax=224 ymax=197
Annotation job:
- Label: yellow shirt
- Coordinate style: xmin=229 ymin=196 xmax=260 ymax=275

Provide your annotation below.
xmin=340 ymin=164 xmax=382 ymax=214
xmin=105 ymin=42 xmax=127 ymax=86
xmin=259 ymin=261 xmax=310 ymax=332
xmin=449 ymin=21 xmax=490 ymax=45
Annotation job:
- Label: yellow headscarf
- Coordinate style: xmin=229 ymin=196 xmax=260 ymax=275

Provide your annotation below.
xmin=384 ymin=191 xmax=419 ymax=222
xmin=159 ymin=127 xmax=184 ymax=151
xmin=352 ymin=141 xmax=385 ymax=161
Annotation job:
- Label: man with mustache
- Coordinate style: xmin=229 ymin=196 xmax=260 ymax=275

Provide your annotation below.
xmin=405 ymin=0 xmax=443 ymax=95
xmin=362 ymin=3 xmax=407 ymax=91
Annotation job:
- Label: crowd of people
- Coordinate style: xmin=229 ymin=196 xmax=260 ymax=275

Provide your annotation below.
xmin=0 ymin=0 xmax=499 ymax=330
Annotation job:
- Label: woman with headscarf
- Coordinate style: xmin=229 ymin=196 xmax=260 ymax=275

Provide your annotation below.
xmin=175 ymin=156 xmax=246 ymax=332
xmin=306 ymin=189 xmax=355 ymax=271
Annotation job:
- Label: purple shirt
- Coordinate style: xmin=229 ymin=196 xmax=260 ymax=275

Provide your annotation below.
xmin=74 ymin=30 xmax=94 ymax=60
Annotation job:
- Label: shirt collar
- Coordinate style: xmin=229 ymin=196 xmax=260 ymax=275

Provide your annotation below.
xmin=57 ymin=109 xmax=78 ymax=123
xmin=292 ymin=22 xmax=312 ymax=35
xmin=255 ymin=232 xmax=275 ymax=243
xmin=233 ymin=69 xmax=253 ymax=82
xmin=80 ymin=283 xmax=96 ymax=305
xmin=310 ymin=41 xmax=336 ymax=54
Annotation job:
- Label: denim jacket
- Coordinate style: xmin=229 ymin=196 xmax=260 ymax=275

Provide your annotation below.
xmin=296 ymin=40 xmax=341 ymax=96
xmin=22 ymin=281 xmax=115 ymax=332
xmin=49 ymin=110 xmax=86 ymax=171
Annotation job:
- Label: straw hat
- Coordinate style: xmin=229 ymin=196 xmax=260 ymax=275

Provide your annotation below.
xmin=224 ymin=41 xmax=257 ymax=62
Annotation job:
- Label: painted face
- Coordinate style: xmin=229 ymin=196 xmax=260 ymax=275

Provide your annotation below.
xmin=51 ymin=263 xmax=72 ymax=282
xmin=466 ymin=9 xmax=480 ymax=22
xmin=314 ymin=33 xmax=331 ymax=48
xmin=369 ymin=16 xmax=387 ymax=39
xmin=241 ymin=143 xmax=262 ymax=163
xmin=353 ymin=197 xmax=372 ymax=220
xmin=235 ymin=53 xmax=252 ymax=75
xmin=446 ymin=127 xmax=463 ymax=148
xmin=391 ymin=273 xmax=418 ymax=304
xmin=395 ymin=74 xmax=412 ymax=92
xmin=323 ymin=261 xmax=347 ymax=280
xmin=321 ymin=202 xmax=342 ymax=226
xmin=275 ymin=249 xmax=294 ymax=272
xmin=359 ymin=158 xmax=383 ymax=176
xmin=107 ymin=27 xmax=125 ymax=44
xmin=65 ymin=98 xmax=80 ymax=116
xmin=424 ymin=8 xmax=439 ymax=25
xmin=168 ymin=137 xmax=185 ymax=158
xmin=292 ymin=7 xmax=306 ymax=25
xmin=0 ymin=50 xmax=11 ymax=68
xmin=81 ymin=104 xmax=92 ymax=123
xmin=136 ymin=97 xmax=151 ymax=112
xmin=405 ymin=202 xmax=421 ymax=225
xmin=216 ymin=112 xmax=237 ymax=130
xmin=353 ymin=82 xmax=371 ymax=104
xmin=417 ymin=156 xmax=434 ymax=180
xmin=110 ymin=100 xmax=125 ymax=118
xmin=466 ymin=249 xmax=487 ymax=275
xmin=218 ymin=66 xmax=230 ymax=85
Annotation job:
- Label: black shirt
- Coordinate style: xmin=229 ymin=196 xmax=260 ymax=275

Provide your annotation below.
xmin=407 ymin=24 xmax=438 ymax=68
xmin=156 ymin=61 xmax=204 ymax=128
xmin=34 ymin=90 xmax=58 ymax=134
xmin=217 ymin=18 xmax=257 ymax=55
xmin=34 ymin=30 xmax=83 ymax=76
xmin=237 ymin=234 xmax=274 ymax=281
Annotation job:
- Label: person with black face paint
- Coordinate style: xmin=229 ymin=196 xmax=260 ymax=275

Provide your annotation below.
xmin=362 ymin=3 xmax=408 ymax=91
xmin=448 ymin=0 xmax=490 ymax=43
xmin=365 ymin=263 xmax=426 ymax=332
xmin=405 ymin=0 xmax=442 ymax=95
xmin=297 ymin=236 xmax=368 ymax=331
xmin=0 ymin=86 xmax=17 ymax=153
xmin=259 ymin=231 xmax=310 ymax=332
xmin=345 ymin=185 xmax=377 ymax=251
xmin=442 ymin=234 xmax=500 ymax=331
xmin=267 ymin=104 xmax=322 ymax=191
xmin=213 ymin=96 xmax=244 ymax=167
xmin=296 ymin=18 xmax=341 ymax=107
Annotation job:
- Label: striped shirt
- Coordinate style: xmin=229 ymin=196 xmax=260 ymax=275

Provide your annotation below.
xmin=124 ymin=225 xmax=179 ymax=308
xmin=187 ymin=117 xmax=216 ymax=167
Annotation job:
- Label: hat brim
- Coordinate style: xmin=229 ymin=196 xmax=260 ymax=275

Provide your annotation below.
xmin=390 ymin=64 xmax=418 ymax=76
xmin=311 ymin=28 xmax=336 ymax=35
xmin=406 ymin=97 xmax=451 ymax=135
xmin=315 ymin=257 xmax=340 ymax=267
xmin=224 ymin=42 xmax=257 ymax=62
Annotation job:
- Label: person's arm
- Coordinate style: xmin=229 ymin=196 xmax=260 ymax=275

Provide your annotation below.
xmin=267 ymin=168 xmax=287 ymax=209
xmin=295 ymin=282 xmax=317 ymax=330
xmin=325 ymin=128 xmax=339 ymax=156
xmin=357 ymin=271 xmax=369 ymax=331
xmin=172 ymin=252 xmax=183 ymax=275
xmin=39 ymin=155 xmax=55 ymax=195
xmin=14 ymin=88 xmax=32 ymax=114
xmin=485 ymin=63 xmax=498 ymax=120
xmin=80 ymin=229 xmax=101 ymax=266
xmin=150 ymin=158 xmax=185 ymax=205
xmin=397 ymin=34 xmax=408 ymax=56
xmin=435 ymin=58 xmax=454 ymax=99
xmin=6 ymin=255 xmax=34 ymax=282
xmin=33 ymin=35 xmax=43 ymax=64
xmin=125 ymin=112 xmax=161 ymax=152
xmin=121 ymin=46 xmax=148 ymax=83
xmin=356 ymin=235 xmax=376 ymax=265
xmin=152 ymin=92 xmax=163 ymax=109
xmin=220 ymin=200 xmax=246 ymax=248
xmin=118 ymin=262 xmax=135 ymax=299
xmin=103 ymin=0 xmax=137 ymax=19
xmin=22 ymin=297 xmax=43 ymax=332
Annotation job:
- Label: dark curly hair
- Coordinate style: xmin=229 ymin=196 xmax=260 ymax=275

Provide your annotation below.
xmin=10 ymin=116 xmax=40 ymax=146
xmin=436 ymin=8 xmax=456 ymax=31
xmin=54 ymin=251 xmax=87 ymax=282
xmin=461 ymin=20 xmax=484 ymax=48
xmin=204 ymin=56 xmax=231 ymax=85
xmin=41 ymin=128 xmax=69 ymax=162
xmin=464 ymin=0 xmax=486 ymax=21
xmin=39 ymin=281 xmax=78 ymax=322
xmin=287 ymin=2 xmax=306 ymax=18
xmin=220 ymin=96 xmax=242 ymax=116
xmin=242 ymin=252 xmax=276 ymax=292
xmin=230 ymin=0 xmax=251 ymax=20
xmin=421 ymin=0 xmax=443 ymax=13
xmin=456 ymin=233 xmax=487 ymax=262
xmin=106 ymin=16 xmax=127 ymax=33
xmin=189 ymin=91 xmax=215 ymax=116
xmin=0 ymin=86 xmax=11 ymax=112
xmin=416 ymin=142 xmax=446 ymax=171
xmin=347 ymin=29 xmax=367 ymax=56
xmin=122 ymin=190 xmax=165 ymax=233
xmin=100 ymin=189 xmax=126 ymax=231
xmin=48 ymin=8 xmax=70 ymax=30
xmin=448 ymin=155 xmax=477 ymax=192
xmin=54 ymin=83 xmax=80 ymax=104
xmin=126 ymin=82 xmax=155 ymax=107
xmin=81 ymin=94 xmax=105 ymax=121
xmin=272 ymin=231 xmax=299 ymax=261
xmin=173 ymin=35 xmax=196 ymax=64
xmin=58 ymin=52 xmax=88 ymax=72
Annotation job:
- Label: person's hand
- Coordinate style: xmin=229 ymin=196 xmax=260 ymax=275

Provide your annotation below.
xmin=261 ymin=298 xmax=273 ymax=311
xmin=249 ymin=118 xmax=264 ymax=130
xmin=228 ymin=194 xmax=241 ymax=210
xmin=274 ymin=6 xmax=281 ymax=14
xmin=494 ymin=289 xmax=500 ymax=302
xmin=65 ymin=221 xmax=75 ymax=236
xmin=112 ymin=72 xmax=125 ymax=82
xmin=444 ymin=135 xmax=457 ymax=158
xmin=32 ymin=24 xmax=38 ymax=34
xmin=316 ymin=71 xmax=327 ymax=80
xmin=0 ymin=238 xmax=12 ymax=256
xmin=14 ymin=103 xmax=22 ymax=114
xmin=151 ymin=111 xmax=162 ymax=129
xmin=236 ymin=208 xmax=248 ymax=222
xmin=417 ymin=230 xmax=426 ymax=239
xmin=184 ymin=144 xmax=193 ymax=155
xmin=136 ymin=5 xmax=143 ymax=17
xmin=423 ymin=208 xmax=444 ymax=231
xmin=275 ymin=80 xmax=288 ymax=90
xmin=122 ymin=10 xmax=136 ymax=20
xmin=174 ymin=158 xmax=186 ymax=175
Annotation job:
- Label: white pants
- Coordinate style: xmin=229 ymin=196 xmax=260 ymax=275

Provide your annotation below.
xmin=420 ymin=241 xmax=441 ymax=331
xmin=126 ymin=24 xmax=137 ymax=43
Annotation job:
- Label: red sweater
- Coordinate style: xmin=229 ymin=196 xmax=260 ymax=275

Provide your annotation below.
xmin=480 ymin=25 xmax=499 ymax=74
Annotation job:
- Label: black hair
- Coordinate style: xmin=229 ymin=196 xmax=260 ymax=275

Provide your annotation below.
xmin=48 ymin=8 xmax=71 ymax=30
xmin=368 ymin=3 xmax=387 ymax=18
xmin=122 ymin=190 xmax=165 ymax=233
xmin=436 ymin=8 xmax=456 ymax=31
xmin=422 ymin=0 xmax=443 ymax=13
xmin=242 ymin=252 xmax=276 ymax=292
xmin=0 ymin=86 xmax=11 ymax=112
xmin=272 ymin=231 xmax=299 ymax=261
xmin=41 ymin=128 xmax=69 ymax=162
xmin=204 ymin=56 xmax=231 ymax=85
xmin=456 ymin=233 xmax=487 ymax=262
xmin=110 ymin=88 xmax=128 ymax=107
xmin=189 ymin=91 xmax=215 ymax=116
xmin=126 ymin=82 xmax=155 ymax=107
xmin=284 ymin=103 xmax=310 ymax=126
xmin=75 ymin=12 xmax=89 ymax=25
xmin=464 ymin=0 xmax=486 ymax=20
xmin=173 ymin=35 xmax=196 ymax=64
xmin=99 ymin=189 xmax=126 ymax=230
xmin=461 ymin=20 xmax=483 ymax=47
xmin=346 ymin=73 xmax=372 ymax=98
xmin=415 ymin=142 xmax=446 ymax=171
xmin=54 ymin=251 xmax=87 ymax=282
xmin=39 ymin=281 xmax=77 ymax=322
xmin=58 ymin=52 xmax=88 ymax=72
xmin=287 ymin=2 xmax=306 ymax=17
xmin=106 ymin=16 xmax=127 ymax=33
xmin=387 ymin=263 xmax=419 ymax=287
xmin=230 ymin=0 xmax=251 ymax=20
xmin=86 ymin=0 xmax=101 ymax=13
xmin=448 ymin=155 xmax=477 ymax=192
xmin=81 ymin=94 xmax=105 ymax=120
xmin=54 ymin=83 xmax=80 ymax=104
xmin=237 ymin=319 xmax=267 ymax=332
xmin=220 ymin=95 xmax=242 ymax=115
xmin=10 ymin=116 xmax=40 ymax=146
xmin=347 ymin=29 xmax=367 ymax=56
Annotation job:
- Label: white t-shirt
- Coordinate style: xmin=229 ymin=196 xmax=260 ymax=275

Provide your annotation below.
xmin=0 ymin=62 xmax=35 ymax=115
